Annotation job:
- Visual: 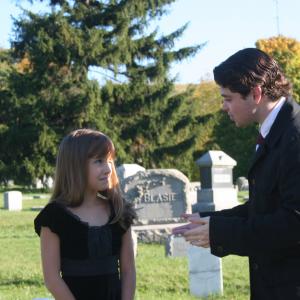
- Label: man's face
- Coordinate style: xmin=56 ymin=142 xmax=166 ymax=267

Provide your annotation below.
xmin=220 ymin=87 xmax=257 ymax=127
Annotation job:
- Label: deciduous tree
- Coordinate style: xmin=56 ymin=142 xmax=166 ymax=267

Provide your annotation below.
xmin=256 ymin=36 xmax=300 ymax=102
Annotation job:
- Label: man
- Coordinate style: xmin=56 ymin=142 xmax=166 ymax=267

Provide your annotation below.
xmin=173 ymin=48 xmax=300 ymax=299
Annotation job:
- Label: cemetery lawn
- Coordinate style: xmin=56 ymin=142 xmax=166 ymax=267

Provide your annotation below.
xmin=0 ymin=191 xmax=249 ymax=300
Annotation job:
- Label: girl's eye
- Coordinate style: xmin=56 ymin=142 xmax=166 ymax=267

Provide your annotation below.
xmin=94 ymin=158 xmax=113 ymax=164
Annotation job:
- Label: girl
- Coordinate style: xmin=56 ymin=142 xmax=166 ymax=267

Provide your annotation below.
xmin=34 ymin=129 xmax=136 ymax=300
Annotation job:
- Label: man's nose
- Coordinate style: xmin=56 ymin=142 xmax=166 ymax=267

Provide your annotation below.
xmin=222 ymin=101 xmax=228 ymax=112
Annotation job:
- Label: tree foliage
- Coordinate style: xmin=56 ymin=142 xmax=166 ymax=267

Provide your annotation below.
xmin=1 ymin=0 xmax=204 ymax=184
xmin=256 ymin=35 xmax=300 ymax=102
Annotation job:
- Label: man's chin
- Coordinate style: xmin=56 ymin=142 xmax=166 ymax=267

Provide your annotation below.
xmin=234 ymin=120 xmax=246 ymax=128
xmin=229 ymin=116 xmax=247 ymax=127
xmin=235 ymin=122 xmax=248 ymax=128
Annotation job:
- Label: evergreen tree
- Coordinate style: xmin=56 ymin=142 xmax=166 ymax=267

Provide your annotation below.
xmin=6 ymin=0 xmax=204 ymax=183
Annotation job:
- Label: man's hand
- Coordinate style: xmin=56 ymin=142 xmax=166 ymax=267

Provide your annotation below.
xmin=172 ymin=214 xmax=211 ymax=248
xmin=183 ymin=216 xmax=210 ymax=248
xmin=172 ymin=222 xmax=199 ymax=235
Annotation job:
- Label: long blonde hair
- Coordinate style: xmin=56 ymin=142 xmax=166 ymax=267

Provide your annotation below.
xmin=50 ymin=128 xmax=135 ymax=227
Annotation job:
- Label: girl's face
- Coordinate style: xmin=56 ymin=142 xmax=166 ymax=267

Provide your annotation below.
xmin=86 ymin=156 xmax=113 ymax=193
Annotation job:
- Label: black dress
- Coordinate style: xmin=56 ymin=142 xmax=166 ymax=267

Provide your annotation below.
xmin=34 ymin=201 xmax=127 ymax=300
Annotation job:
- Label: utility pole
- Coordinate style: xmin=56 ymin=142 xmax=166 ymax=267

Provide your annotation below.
xmin=274 ymin=0 xmax=280 ymax=36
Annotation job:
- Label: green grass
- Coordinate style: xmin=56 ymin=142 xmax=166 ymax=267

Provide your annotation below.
xmin=237 ymin=190 xmax=248 ymax=203
xmin=0 ymin=191 xmax=250 ymax=300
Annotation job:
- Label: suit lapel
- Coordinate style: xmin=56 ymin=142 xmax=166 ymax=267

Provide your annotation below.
xmin=248 ymin=144 xmax=268 ymax=174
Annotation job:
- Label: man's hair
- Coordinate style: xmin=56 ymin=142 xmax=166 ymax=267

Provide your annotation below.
xmin=213 ymin=48 xmax=292 ymax=101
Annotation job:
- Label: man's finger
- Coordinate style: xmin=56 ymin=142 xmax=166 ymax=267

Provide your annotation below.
xmin=187 ymin=217 xmax=207 ymax=224
xmin=172 ymin=223 xmax=197 ymax=234
xmin=181 ymin=213 xmax=199 ymax=220
xmin=185 ymin=234 xmax=203 ymax=242
xmin=191 ymin=240 xmax=210 ymax=248
xmin=183 ymin=224 xmax=208 ymax=237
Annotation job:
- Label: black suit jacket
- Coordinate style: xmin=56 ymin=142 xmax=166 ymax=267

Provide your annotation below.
xmin=202 ymin=98 xmax=300 ymax=299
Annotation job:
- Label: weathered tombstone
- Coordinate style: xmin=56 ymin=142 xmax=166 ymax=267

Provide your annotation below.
xmin=188 ymin=150 xmax=238 ymax=298
xmin=6 ymin=179 xmax=14 ymax=187
xmin=165 ymin=180 xmax=199 ymax=257
xmin=188 ymin=182 xmax=201 ymax=206
xmin=236 ymin=176 xmax=249 ymax=191
xmin=131 ymin=229 xmax=138 ymax=257
xmin=34 ymin=178 xmax=44 ymax=189
xmin=165 ymin=235 xmax=190 ymax=257
xmin=45 ymin=176 xmax=54 ymax=189
xmin=122 ymin=169 xmax=190 ymax=224
xmin=33 ymin=176 xmax=54 ymax=189
xmin=116 ymin=164 xmax=145 ymax=182
xmin=121 ymin=169 xmax=191 ymax=243
xmin=193 ymin=150 xmax=238 ymax=212
xmin=188 ymin=246 xmax=223 ymax=297
xmin=3 ymin=191 xmax=22 ymax=211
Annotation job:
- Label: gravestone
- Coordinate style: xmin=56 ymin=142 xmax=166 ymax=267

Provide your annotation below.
xmin=188 ymin=182 xmax=201 ymax=206
xmin=122 ymin=169 xmax=191 ymax=224
xmin=34 ymin=178 xmax=44 ymax=189
xmin=33 ymin=176 xmax=54 ymax=189
xmin=131 ymin=229 xmax=138 ymax=257
xmin=193 ymin=150 xmax=238 ymax=212
xmin=45 ymin=176 xmax=53 ymax=189
xmin=188 ymin=150 xmax=238 ymax=298
xmin=116 ymin=164 xmax=145 ymax=182
xmin=188 ymin=246 xmax=223 ymax=297
xmin=121 ymin=169 xmax=191 ymax=243
xmin=236 ymin=176 xmax=249 ymax=191
xmin=165 ymin=235 xmax=190 ymax=257
xmin=3 ymin=191 xmax=22 ymax=211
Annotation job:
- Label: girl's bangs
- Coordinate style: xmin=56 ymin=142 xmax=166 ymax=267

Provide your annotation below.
xmin=88 ymin=134 xmax=115 ymax=159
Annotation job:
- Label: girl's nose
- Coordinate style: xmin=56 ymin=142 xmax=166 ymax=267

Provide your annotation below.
xmin=103 ymin=162 xmax=112 ymax=174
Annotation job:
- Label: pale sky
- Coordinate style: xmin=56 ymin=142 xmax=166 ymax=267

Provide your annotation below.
xmin=1 ymin=0 xmax=300 ymax=83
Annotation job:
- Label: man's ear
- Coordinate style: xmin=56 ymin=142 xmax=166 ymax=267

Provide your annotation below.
xmin=252 ymin=86 xmax=263 ymax=104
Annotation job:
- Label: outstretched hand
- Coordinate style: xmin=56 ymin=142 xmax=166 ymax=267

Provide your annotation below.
xmin=172 ymin=213 xmax=211 ymax=248
xmin=181 ymin=213 xmax=204 ymax=223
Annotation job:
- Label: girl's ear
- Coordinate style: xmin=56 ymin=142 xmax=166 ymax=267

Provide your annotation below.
xmin=252 ymin=86 xmax=263 ymax=104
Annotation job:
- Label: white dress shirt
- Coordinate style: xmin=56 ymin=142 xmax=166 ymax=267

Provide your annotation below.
xmin=256 ymin=97 xmax=286 ymax=150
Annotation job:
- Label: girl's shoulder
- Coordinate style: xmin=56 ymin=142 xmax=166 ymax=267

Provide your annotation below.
xmin=39 ymin=200 xmax=66 ymax=217
xmin=34 ymin=201 xmax=66 ymax=236
xmin=113 ymin=199 xmax=137 ymax=233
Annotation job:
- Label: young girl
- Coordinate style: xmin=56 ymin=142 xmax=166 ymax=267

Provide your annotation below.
xmin=34 ymin=129 xmax=137 ymax=300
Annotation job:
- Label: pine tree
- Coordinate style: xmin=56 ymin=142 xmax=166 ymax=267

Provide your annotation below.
xmin=7 ymin=0 xmax=204 ymax=183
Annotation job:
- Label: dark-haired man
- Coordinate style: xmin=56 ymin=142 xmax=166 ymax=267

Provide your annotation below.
xmin=173 ymin=48 xmax=300 ymax=299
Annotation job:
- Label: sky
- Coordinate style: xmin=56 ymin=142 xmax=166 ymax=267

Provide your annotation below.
xmin=1 ymin=0 xmax=300 ymax=83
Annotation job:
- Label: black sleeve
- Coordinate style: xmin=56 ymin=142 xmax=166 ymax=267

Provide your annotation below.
xmin=200 ymin=202 xmax=249 ymax=218
xmin=209 ymin=131 xmax=300 ymax=258
xmin=34 ymin=202 xmax=60 ymax=236
xmin=122 ymin=200 xmax=137 ymax=231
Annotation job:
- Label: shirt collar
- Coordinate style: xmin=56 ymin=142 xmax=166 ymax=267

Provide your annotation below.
xmin=260 ymin=97 xmax=286 ymax=138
